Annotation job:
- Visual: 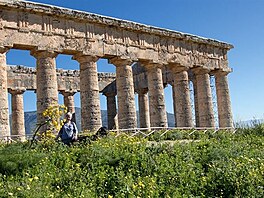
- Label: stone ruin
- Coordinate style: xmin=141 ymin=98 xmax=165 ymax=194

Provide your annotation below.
xmin=0 ymin=0 xmax=234 ymax=140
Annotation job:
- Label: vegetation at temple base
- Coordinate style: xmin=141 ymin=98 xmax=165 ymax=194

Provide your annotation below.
xmin=0 ymin=125 xmax=263 ymax=197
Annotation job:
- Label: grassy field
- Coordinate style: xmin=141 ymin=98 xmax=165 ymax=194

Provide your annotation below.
xmin=0 ymin=125 xmax=263 ymax=197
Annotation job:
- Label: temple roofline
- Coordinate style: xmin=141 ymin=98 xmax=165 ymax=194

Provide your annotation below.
xmin=0 ymin=0 xmax=233 ymax=50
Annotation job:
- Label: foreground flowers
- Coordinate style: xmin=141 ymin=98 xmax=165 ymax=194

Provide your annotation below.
xmin=0 ymin=127 xmax=263 ymax=197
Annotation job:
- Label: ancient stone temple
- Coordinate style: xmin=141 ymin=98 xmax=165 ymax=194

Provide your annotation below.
xmin=0 ymin=0 xmax=234 ymax=139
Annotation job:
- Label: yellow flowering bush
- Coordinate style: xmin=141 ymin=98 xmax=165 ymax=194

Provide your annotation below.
xmin=41 ymin=104 xmax=67 ymax=139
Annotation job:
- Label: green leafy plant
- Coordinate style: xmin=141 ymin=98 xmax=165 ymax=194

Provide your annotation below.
xmin=0 ymin=125 xmax=263 ymax=197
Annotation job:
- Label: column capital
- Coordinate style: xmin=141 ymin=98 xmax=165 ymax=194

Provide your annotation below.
xmin=72 ymin=54 xmax=99 ymax=63
xmin=8 ymin=88 xmax=26 ymax=95
xmin=140 ymin=61 xmax=163 ymax=71
xmin=191 ymin=67 xmax=210 ymax=75
xmin=30 ymin=50 xmax=58 ymax=59
xmin=103 ymin=92 xmax=116 ymax=97
xmin=136 ymin=88 xmax=148 ymax=95
xmin=109 ymin=57 xmax=133 ymax=66
xmin=211 ymin=68 xmax=232 ymax=77
xmin=0 ymin=46 xmax=10 ymax=54
xmin=168 ymin=64 xmax=189 ymax=74
xmin=60 ymin=90 xmax=77 ymax=97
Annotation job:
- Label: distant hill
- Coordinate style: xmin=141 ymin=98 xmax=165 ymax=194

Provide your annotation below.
xmin=234 ymin=119 xmax=264 ymax=128
xmin=16 ymin=110 xmax=264 ymax=135
xmin=20 ymin=108 xmax=175 ymax=135
xmin=24 ymin=111 xmax=38 ymax=135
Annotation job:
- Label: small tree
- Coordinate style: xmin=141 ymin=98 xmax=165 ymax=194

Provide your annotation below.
xmin=29 ymin=104 xmax=67 ymax=147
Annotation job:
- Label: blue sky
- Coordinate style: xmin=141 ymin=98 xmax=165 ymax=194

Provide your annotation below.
xmin=7 ymin=0 xmax=264 ymax=122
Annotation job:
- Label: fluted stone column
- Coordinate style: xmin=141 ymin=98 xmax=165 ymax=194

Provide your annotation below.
xmin=9 ymin=88 xmax=26 ymax=141
xmin=61 ymin=91 xmax=76 ymax=123
xmin=144 ymin=63 xmax=168 ymax=128
xmin=104 ymin=92 xmax=117 ymax=130
xmin=193 ymin=78 xmax=200 ymax=127
xmin=171 ymin=84 xmax=177 ymax=127
xmin=192 ymin=68 xmax=215 ymax=127
xmin=0 ymin=47 xmax=10 ymax=139
xmin=138 ymin=88 xmax=150 ymax=129
xmin=109 ymin=58 xmax=137 ymax=129
xmin=171 ymin=67 xmax=193 ymax=127
xmin=214 ymin=70 xmax=233 ymax=128
xmin=31 ymin=50 xmax=58 ymax=132
xmin=73 ymin=55 xmax=101 ymax=131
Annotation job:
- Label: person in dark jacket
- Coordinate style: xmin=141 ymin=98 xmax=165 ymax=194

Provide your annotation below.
xmin=55 ymin=112 xmax=78 ymax=145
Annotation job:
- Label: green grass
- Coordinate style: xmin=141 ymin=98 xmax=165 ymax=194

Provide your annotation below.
xmin=0 ymin=125 xmax=263 ymax=197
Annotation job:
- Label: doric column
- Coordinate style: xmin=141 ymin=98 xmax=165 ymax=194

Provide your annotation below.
xmin=9 ymin=88 xmax=26 ymax=141
xmin=213 ymin=70 xmax=233 ymax=128
xmin=144 ymin=63 xmax=168 ymax=128
xmin=31 ymin=50 xmax=58 ymax=133
xmin=0 ymin=47 xmax=10 ymax=139
xmin=73 ymin=55 xmax=101 ymax=131
xmin=104 ymin=92 xmax=117 ymax=130
xmin=137 ymin=88 xmax=150 ymax=129
xmin=170 ymin=67 xmax=193 ymax=127
xmin=61 ymin=90 xmax=76 ymax=123
xmin=192 ymin=67 xmax=215 ymax=127
xmin=171 ymin=84 xmax=177 ymax=127
xmin=109 ymin=58 xmax=137 ymax=129
xmin=192 ymin=78 xmax=200 ymax=127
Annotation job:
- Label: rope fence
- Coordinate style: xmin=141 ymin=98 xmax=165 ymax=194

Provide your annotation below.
xmin=0 ymin=126 xmax=236 ymax=142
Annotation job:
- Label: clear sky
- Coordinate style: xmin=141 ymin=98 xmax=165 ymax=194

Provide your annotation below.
xmin=7 ymin=0 xmax=264 ymax=122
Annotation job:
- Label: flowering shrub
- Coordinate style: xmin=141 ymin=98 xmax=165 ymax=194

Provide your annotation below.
xmin=0 ymin=126 xmax=263 ymax=197
xmin=40 ymin=104 xmax=67 ymax=139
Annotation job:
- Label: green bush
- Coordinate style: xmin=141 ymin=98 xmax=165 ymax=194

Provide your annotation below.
xmin=0 ymin=126 xmax=263 ymax=197
xmin=0 ymin=143 xmax=45 ymax=176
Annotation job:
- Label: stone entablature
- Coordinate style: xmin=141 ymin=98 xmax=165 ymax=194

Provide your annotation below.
xmin=0 ymin=0 xmax=232 ymax=71
xmin=7 ymin=64 xmax=176 ymax=95
xmin=7 ymin=65 xmax=116 ymax=92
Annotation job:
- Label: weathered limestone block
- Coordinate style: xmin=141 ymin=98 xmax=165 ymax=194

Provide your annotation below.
xmin=168 ymin=52 xmax=189 ymax=68
xmin=0 ymin=47 xmax=10 ymax=139
xmin=137 ymin=88 xmax=150 ymax=130
xmin=73 ymin=55 xmax=101 ymax=131
xmin=170 ymin=66 xmax=193 ymax=127
xmin=133 ymin=64 xmax=148 ymax=91
xmin=31 ymin=50 xmax=58 ymax=132
xmin=57 ymin=69 xmax=79 ymax=93
xmin=143 ymin=63 xmax=168 ymax=128
xmin=109 ymin=58 xmax=137 ymax=129
xmin=7 ymin=65 xmax=116 ymax=92
xmin=213 ymin=70 xmax=233 ymax=128
xmin=192 ymin=67 xmax=215 ymax=127
xmin=7 ymin=65 xmax=36 ymax=90
xmin=98 ymin=72 xmax=116 ymax=91
xmin=104 ymin=92 xmax=117 ymax=130
xmin=9 ymin=88 xmax=26 ymax=141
